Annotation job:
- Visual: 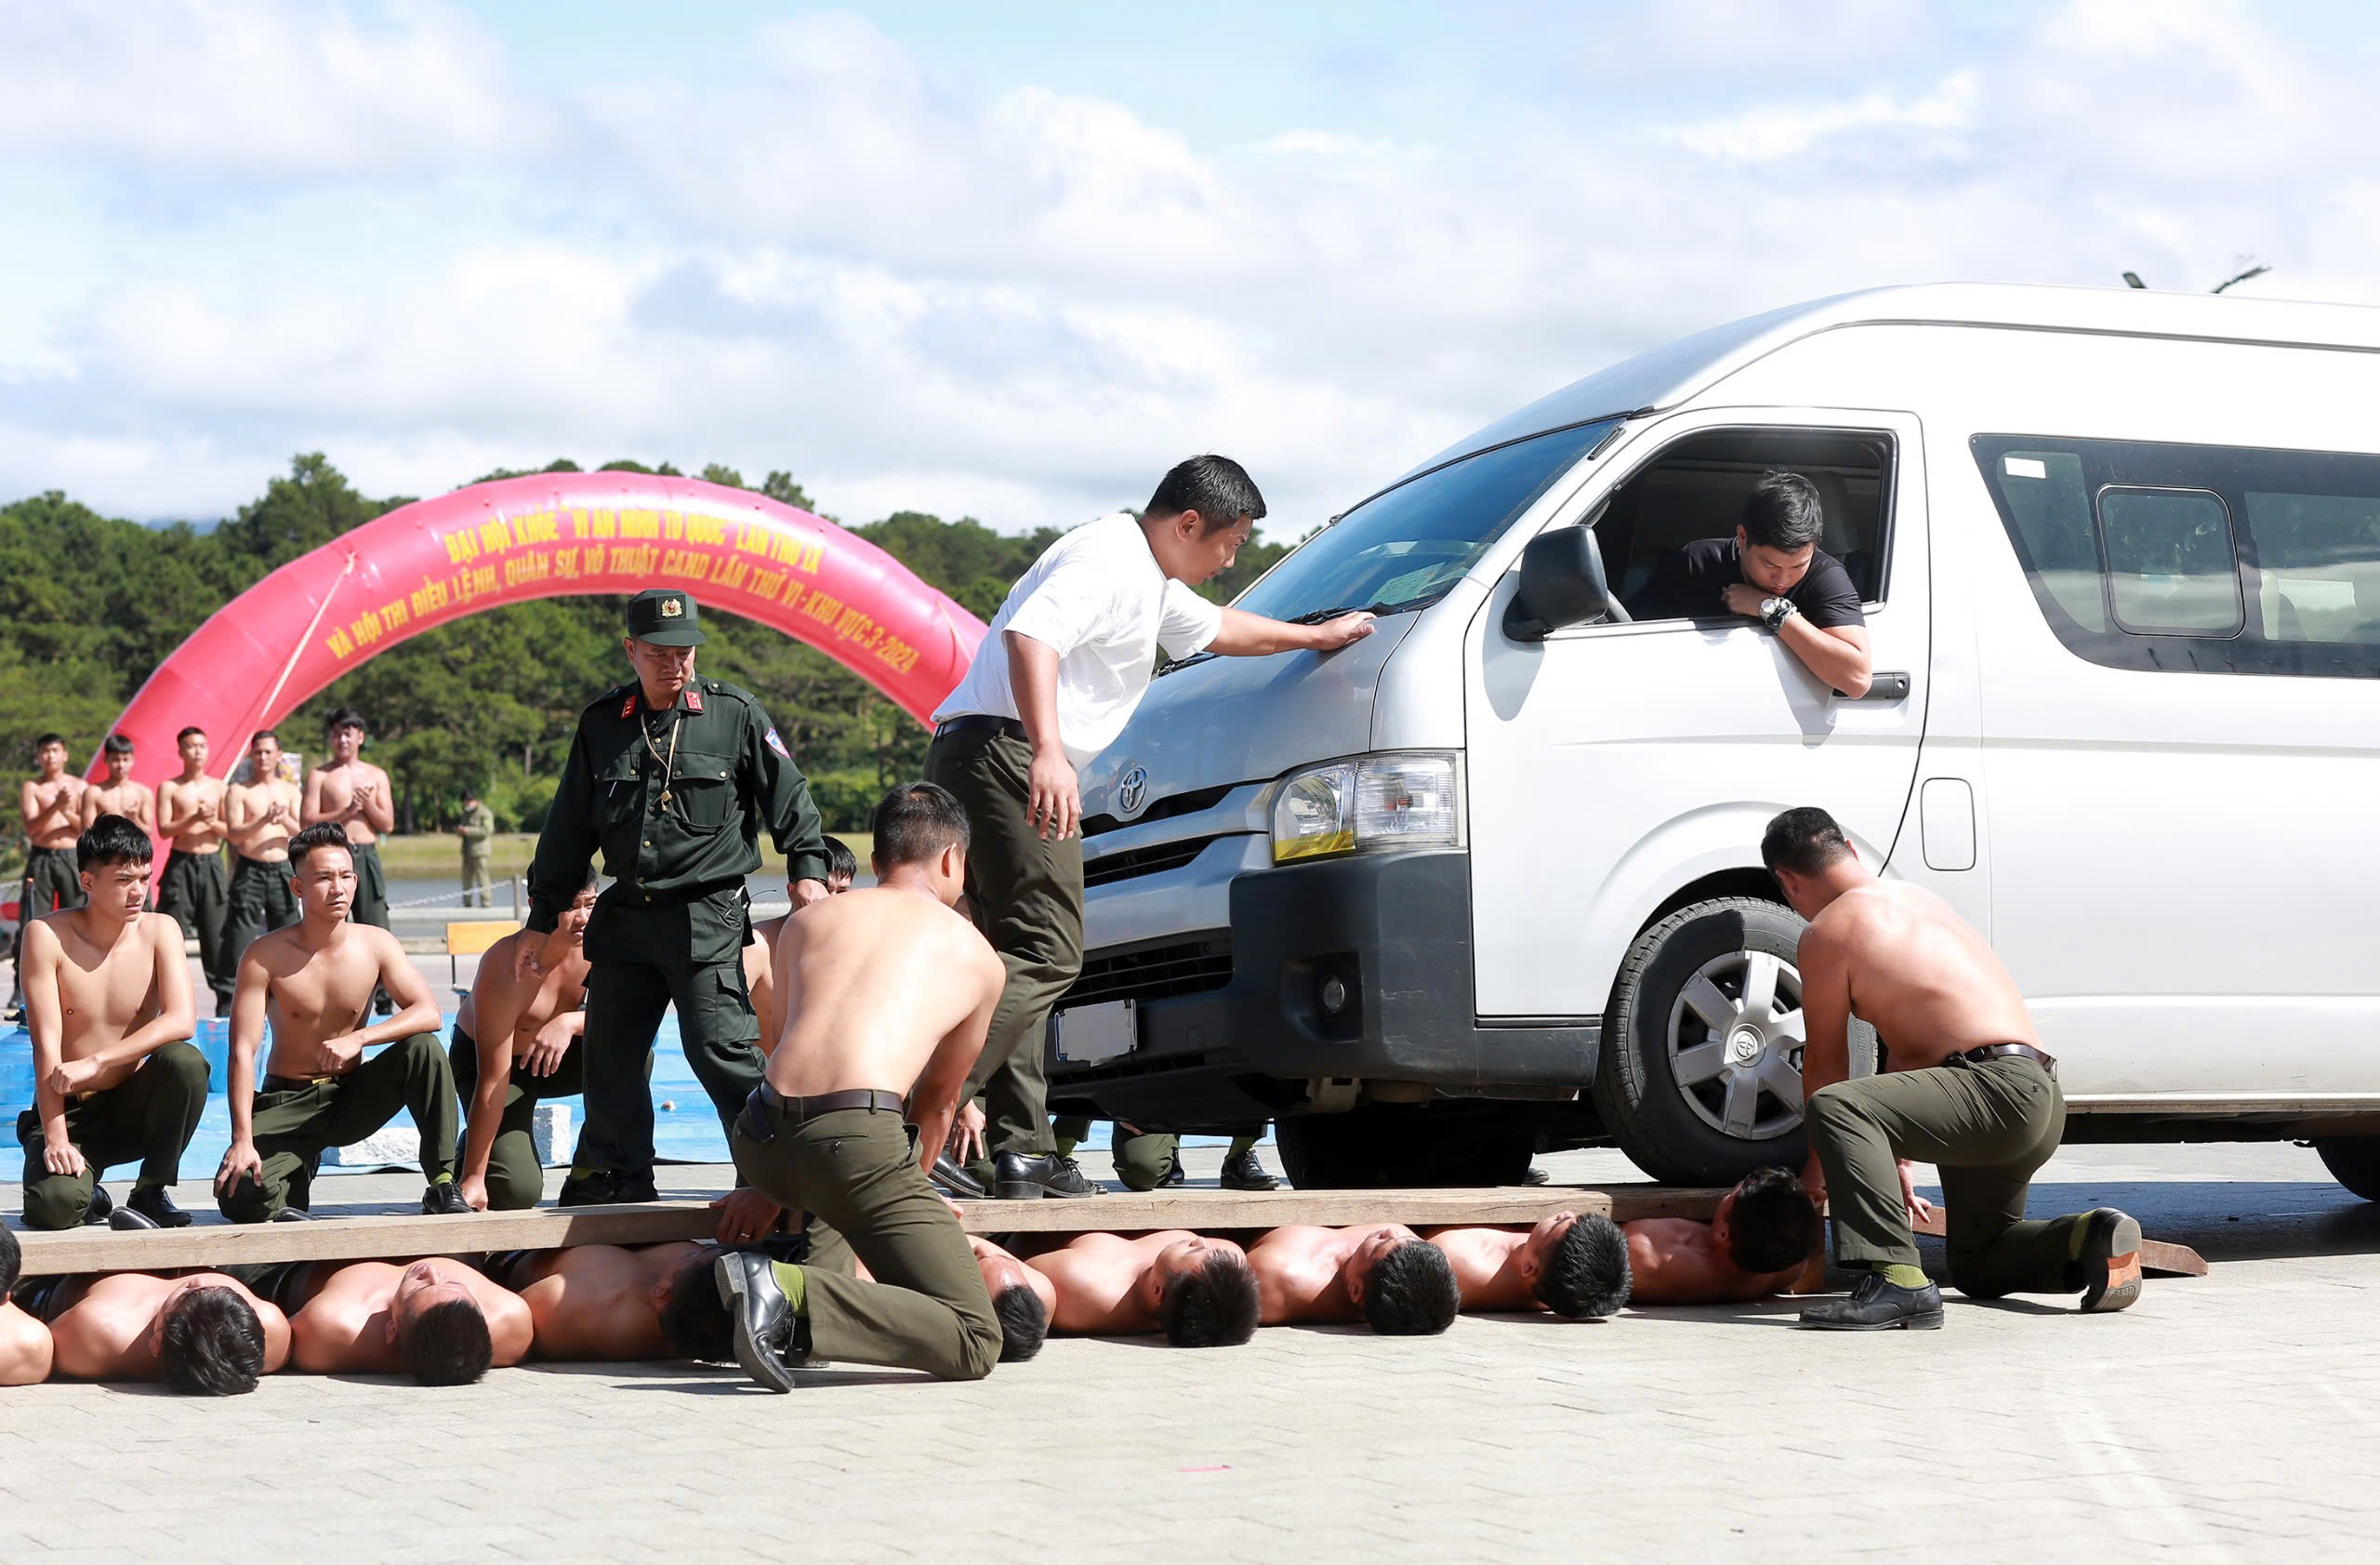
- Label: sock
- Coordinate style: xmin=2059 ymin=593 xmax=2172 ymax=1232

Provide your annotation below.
xmin=769 ymin=1261 xmax=809 ymax=1316
xmin=2068 ymin=1213 xmax=2092 ymax=1258
xmin=1053 ymin=1134 xmax=1078 ymax=1159
xmin=1879 ymin=1263 xmax=1929 ymax=1290
xmin=431 ymin=1172 xmax=455 ymax=1187
xmin=1226 ymin=1134 xmax=1259 ymax=1160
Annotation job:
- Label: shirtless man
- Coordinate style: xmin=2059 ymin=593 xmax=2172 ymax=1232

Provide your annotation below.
xmin=223 ymin=730 xmax=303 ymax=968
xmin=0 ymin=1227 xmax=55 ymax=1385
xmin=15 ymin=816 xmax=206 ymax=1229
xmin=303 ymin=707 xmax=397 ymax=1013
xmin=215 ymin=822 xmax=467 ymax=1221
xmin=268 ymin=1257 xmax=530 ymax=1384
xmin=714 ymin=781 xmax=1007 ymax=1389
xmin=1246 ymin=1223 xmax=1461 ymax=1335
xmin=1619 ymin=1167 xmax=1824 ymax=1306
xmin=499 ymin=1240 xmax=730 ymax=1362
xmin=79 ymin=734 xmax=156 ymax=840
xmin=1010 ymin=1230 xmax=1259 ymax=1347
xmin=745 ymin=834 xmax=859 ymax=1053
xmin=1425 ymin=1212 xmax=1632 ymax=1320
xmin=451 ymin=875 xmax=598 ymax=1210
xmin=30 ymin=1267 xmax=290 ymax=1394
xmin=157 ymin=726 xmax=236 ymax=1014
xmin=7 ymin=732 xmax=86 ymax=1020
xmin=1764 ymin=806 xmax=2142 ymax=1330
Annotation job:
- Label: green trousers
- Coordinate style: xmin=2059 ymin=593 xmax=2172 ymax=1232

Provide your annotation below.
xmin=450 ymin=1022 xmax=585 ymax=1209
xmin=1805 ymin=1053 xmax=2082 ymax=1297
xmin=218 ymin=1032 xmax=458 ymax=1221
xmin=731 ymin=1102 xmax=1000 ymax=1380
xmin=348 ymin=840 xmax=390 ymax=929
xmin=16 ymin=1041 xmax=210 ymax=1228
xmin=224 ymin=855 xmax=298 ymax=971
xmin=10 ymin=847 xmax=84 ymax=1003
xmin=925 ymin=728 xmax=1081 ymax=1159
xmin=462 ymin=854 xmax=494 ymax=908
xmin=158 ymin=848 xmax=234 ymax=1010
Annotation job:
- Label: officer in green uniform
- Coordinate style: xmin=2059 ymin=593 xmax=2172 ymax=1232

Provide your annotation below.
xmin=456 ymin=789 xmax=496 ymax=907
xmin=523 ymin=590 xmax=831 ymax=1205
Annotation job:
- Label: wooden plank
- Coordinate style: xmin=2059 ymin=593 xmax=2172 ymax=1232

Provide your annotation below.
xmin=14 ymin=1184 xmax=1726 ymax=1278
xmin=1909 ymin=1207 xmax=2206 ymax=1278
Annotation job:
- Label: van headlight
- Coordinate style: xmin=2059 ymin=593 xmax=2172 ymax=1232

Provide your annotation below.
xmin=1270 ymin=752 xmax=1463 ymax=865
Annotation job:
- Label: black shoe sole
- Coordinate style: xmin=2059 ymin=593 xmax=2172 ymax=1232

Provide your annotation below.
xmin=1798 ymin=1308 xmax=1944 ymax=1331
xmin=2079 ymin=1210 xmax=2144 ymax=1313
xmin=714 ymin=1257 xmax=798 ymax=1394
xmin=1218 ymin=1175 xmax=1279 ymax=1191
xmin=992 ymin=1180 xmax=1104 ymax=1200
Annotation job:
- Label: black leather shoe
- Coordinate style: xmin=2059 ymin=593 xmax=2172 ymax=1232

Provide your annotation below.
xmin=270 ymin=1206 xmax=311 ymax=1222
xmin=714 ymin=1252 xmax=808 ymax=1392
xmin=126 ymin=1186 xmax=192 ymax=1227
xmin=2074 ymin=1208 xmax=2143 ymax=1313
xmin=615 ymin=1168 xmax=659 ymax=1204
xmin=109 ymin=1205 xmax=159 ymax=1230
xmin=422 ymin=1182 xmax=472 ymax=1215
xmin=82 ymin=1185 xmax=114 ymax=1226
xmin=930 ymin=1155 xmax=985 ymax=1199
xmin=1521 ymin=1165 xmax=1552 ymax=1187
xmin=993 ymin=1151 xmax=1104 ymax=1200
xmin=1219 ymin=1149 xmax=1278 ymax=1191
xmin=1799 ymin=1269 xmax=1943 ymax=1331
xmin=556 ymin=1170 xmax=617 ymax=1207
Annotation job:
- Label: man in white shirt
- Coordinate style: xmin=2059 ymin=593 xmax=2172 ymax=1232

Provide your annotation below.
xmin=928 ymin=455 xmax=1374 ymax=1199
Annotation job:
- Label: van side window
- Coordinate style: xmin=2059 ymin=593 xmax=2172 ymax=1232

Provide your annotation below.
xmin=1975 ymin=434 xmax=2380 ymax=678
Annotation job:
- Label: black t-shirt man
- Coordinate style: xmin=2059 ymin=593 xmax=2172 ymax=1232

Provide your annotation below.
xmin=1642 ymin=538 xmax=1867 ymax=630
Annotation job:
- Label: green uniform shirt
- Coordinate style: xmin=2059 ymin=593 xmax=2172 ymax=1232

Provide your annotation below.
xmin=525 ymin=676 xmax=828 ymax=937
xmin=458 ymin=802 xmax=496 ymax=856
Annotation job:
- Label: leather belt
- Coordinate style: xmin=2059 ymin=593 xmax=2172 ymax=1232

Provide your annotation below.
xmin=757 ymin=1082 xmax=908 ymax=1122
xmin=933 ymin=713 xmax=1028 ymax=742
xmin=260 ymin=1074 xmax=338 ymax=1094
xmin=1956 ymin=1043 xmax=2057 ymax=1078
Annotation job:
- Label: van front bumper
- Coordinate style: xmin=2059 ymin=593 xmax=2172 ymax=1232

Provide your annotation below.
xmin=1047 ymin=848 xmax=1599 ymax=1131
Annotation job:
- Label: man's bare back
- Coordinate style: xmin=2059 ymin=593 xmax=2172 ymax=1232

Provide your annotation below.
xmin=21 ymin=767 xmax=86 ymax=851
xmin=24 ymin=906 xmax=191 ymax=1099
xmin=1802 ymin=881 xmax=2040 ymax=1071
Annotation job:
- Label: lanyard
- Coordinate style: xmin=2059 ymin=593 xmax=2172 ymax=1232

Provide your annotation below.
xmin=640 ymin=706 xmax=683 ymax=816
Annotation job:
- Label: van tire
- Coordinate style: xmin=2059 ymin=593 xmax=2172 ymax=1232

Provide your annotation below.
xmin=2314 ymin=1137 xmax=2380 ymax=1200
xmin=1275 ymin=1102 xmax=1536 ymax=1189
xmin=1593 ymin=896 xmax=1869 ymax=1187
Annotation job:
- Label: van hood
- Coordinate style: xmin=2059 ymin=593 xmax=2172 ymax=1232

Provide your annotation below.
xmin=1079 ymin=613 xmax=1420 ymax=821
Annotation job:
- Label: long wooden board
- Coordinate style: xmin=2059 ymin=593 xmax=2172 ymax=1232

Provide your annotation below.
xmin=12 ymin=1184 xmax=1726 ymax=1277
xmin=1909 ymin=1206 xmax=2206 ymax=1277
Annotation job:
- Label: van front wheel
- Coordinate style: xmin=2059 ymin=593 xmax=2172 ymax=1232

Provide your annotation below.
xmin=1593 ymin=897 xmax=1845 ymax=1187
xmin=2314 ymin=1137 xmax=2380 ymax=1200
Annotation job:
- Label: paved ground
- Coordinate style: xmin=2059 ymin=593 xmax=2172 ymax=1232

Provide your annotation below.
xmin=6 ymin=1138 xmax=2379 ymax=1563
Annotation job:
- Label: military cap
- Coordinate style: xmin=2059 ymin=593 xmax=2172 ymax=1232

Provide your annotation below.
xmin=627 ymin=588 xmax=705 ymax=646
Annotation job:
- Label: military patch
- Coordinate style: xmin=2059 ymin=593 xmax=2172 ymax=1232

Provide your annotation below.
xmin=765 ymin=727 xmax=789 ymax=759
xmin=685 ymin=687 xmax=705 ymax=713
xmin=619 ymin=693 xmax=638 ymax=719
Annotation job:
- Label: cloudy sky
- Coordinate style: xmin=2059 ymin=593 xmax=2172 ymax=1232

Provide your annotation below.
xmin=4 ymin=0 xmax=2376 ymax=537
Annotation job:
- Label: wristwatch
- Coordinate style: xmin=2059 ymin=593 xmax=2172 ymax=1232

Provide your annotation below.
xmin=1760 ymin=596 xmax=1799 ymax=631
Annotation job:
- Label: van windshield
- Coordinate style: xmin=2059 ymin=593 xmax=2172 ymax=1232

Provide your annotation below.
xmin=1234 ymin=418 xmax=1620 ymax=622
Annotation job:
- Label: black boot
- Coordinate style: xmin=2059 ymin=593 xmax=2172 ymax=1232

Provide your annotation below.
xmin=614 ymin=1168 xmax=659 ymax=1204
xmin=714 ymin=1252 xmax=810 ymax=1392
xmin=82 ymin=1185 xmax=114 ymax=1226
xmin=992 ymin=1151 xmax=1104 ymax=1200
xmin=1218 ymin=1148 xmax=1277 ymax=1191
xmin=1798 ymin=1269 xmax=1943 ymax=1331
xmin=556 ymin=1169 xmax=618 ymax=1207
xmin=124 ymin=1185 xmax=192 ymax=1227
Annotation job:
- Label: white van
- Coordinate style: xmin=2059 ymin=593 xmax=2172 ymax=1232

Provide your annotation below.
xmin=1046 ymin=283 xmax=2380 ymax=1193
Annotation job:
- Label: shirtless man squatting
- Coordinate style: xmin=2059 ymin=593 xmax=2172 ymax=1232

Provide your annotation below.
xmin=451 ymin=873 xmax=598 ymax=1211
xmin=157 ymin=725 xmax=237 ymax=1014
xmin=8 ymin=732 xmax=87 ymax=1021
xmin=215 ymin=822 xmax=468 ymax=1221
xmin=1766 ymin=806 xmax=2143 ymax=1330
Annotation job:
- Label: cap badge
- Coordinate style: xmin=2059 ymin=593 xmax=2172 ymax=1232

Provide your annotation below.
xmin=659 ymin=597 xmax=683 ymax=618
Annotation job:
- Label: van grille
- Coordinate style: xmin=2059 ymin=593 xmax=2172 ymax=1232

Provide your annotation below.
xmin=1082 ymin=836 xmax=1218 ymax=888
xmin=1081 ymin=783 xmax=1236 ymax=839
xmin=1063 ymin=936 xmax=1232 ymax=1008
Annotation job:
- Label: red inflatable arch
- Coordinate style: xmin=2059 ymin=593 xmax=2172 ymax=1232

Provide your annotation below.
xmin=99 ymin=473 xmax=986 ymax=800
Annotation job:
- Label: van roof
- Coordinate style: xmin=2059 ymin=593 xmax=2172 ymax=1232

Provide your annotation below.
xmin=1402 ymin=282 xmax=2380 ymax=482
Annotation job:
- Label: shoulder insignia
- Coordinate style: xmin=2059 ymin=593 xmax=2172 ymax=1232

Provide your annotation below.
xmin=765 ymin=727 xmax=790 ymax=759
xmin=619 ymin=692 xmax=638 ymax=720
xmin=684 ymin=686 xmax=704 ymax=713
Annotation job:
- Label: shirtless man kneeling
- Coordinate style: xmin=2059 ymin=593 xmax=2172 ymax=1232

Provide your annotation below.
xmin=16 ymin=815 xmax=205 ymax=1229
xmin=26 ymin=1267 xmax=290 ymax=1394
xmin=1246 ymin=1224 xmax=1462 ymax=1336
xmin=1425 ymin=1212 xmax=1632 ymax=1320
xmin=0 ymin=1227 xmax=55 ymax=1385
xmin=231 ymin=1257 xmax=530 ymax=1384
xmin=715 ymin=782 xmax=1007 ymax=1389
xmin=1005 ymin=1230 xmax=1259 ymax=1347
xmin=452 ymin=875 xmax=598 ymax=1211
xmin=215 ymin=823 xmax=467 ymax=1221
xmin=1765 ymin=807 xmax=2143 ymax=1330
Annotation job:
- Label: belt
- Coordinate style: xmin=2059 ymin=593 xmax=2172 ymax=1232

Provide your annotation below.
xmin=1956 ymin=1043 xmax=2057 ymax=1078
xmin=933 ymin=714 xmax=1028 ymax=742
xmin=260 ymin=1073 xmax=339 ymax=1094
xmin=759 ymin=1082 xmax=907 ymax=1121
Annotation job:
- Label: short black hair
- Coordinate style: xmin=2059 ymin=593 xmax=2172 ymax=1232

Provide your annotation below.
xmin=1761 ymin=806 xmax=1854 ymax=878
xmin=1157 ymin=1250 xmax=1260 ymax=1348
xmin=1145 ymin=455 xmax=1266 ymax=535
xmin=400 ymin=1296 xmax=493 ymax=1386
xmin=657 ymin=1253 xmax=734 ymax=1362
xmin=823 ymin=836 xmax=859 ymax=883
xmin=1741 ymin=471 xmax=1825 ymax=551
xmin=177 ymin=726 xmax=206 ymax=744
xmin=249 ymin=730 xmax=280 ymax=749
xmin=0 ymin=1223 xmax=20 ymax=1293
xmin=288 ymin=821 xmax=353 ymax=869
xmin=1727 ymin=1166 xmax=1822 ymax=1274
xmin=78 ymin=814 xmax=155 ymax=872
xmin=1535 ymin=1214 xmax=1632 ymax=1320
xmin=871 ymin=782 xmax=970 ymax=870
xmin=160 ymin=1286 xmax=267 ymax=1396
xmin=1360 ymin=1240 xmax=1460 ymax=1336
xmin=325 ymin=706 xmax=367 ymax=735
xmin=991 ymin=1283 xmax=1049 ymax=1362
xmin=103 ymin=733 xmax=134 ymax=757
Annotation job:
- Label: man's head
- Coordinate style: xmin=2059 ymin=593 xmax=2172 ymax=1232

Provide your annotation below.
xmin=656 ymin=1251 xmax=734 ymax=1362
xmin=287 ymin=821 xmax=356 ymax=921
xmin=1714 ymin=1166 xmax=1822 ymax=1276
xmin=101 ymin=733 xmax=134 ymax=781
xmin=556 ymin=873 xmax=601 ymax=944
xmin=1346 ymin=1225 xmax=1461 ymax=1336
xmin=462 ymin=787 xmax=480 ymax=806
xmin=324 ymin=706 xmax=366 ymax=761
xmin=153 ymin=1277 xmax=268 ymax=1396
xmin=1144 ymin=1238 xmax=1260 ymax=1348
xmin=622 ymin=590 xmax=704 ymax=707
xmin=176 ymin=726 xmax=208 ymax=773
xmin=1521 ymin=1212 xmax=1633 ymax=1320
xmin=1141 ymin=454 xmax=1263 ymax=587
xmin=77 ymin=814 xmax=156 ymax=918
xmin=1759 ymin=805 xmax=1867 ymax=918
xmin=389 ymin=1261 xmax=493 ymax=1386
xmin=1734 ymin=471 xmax=1826 ymax=597
xmin=823 ymin=836 xmax=859 ymax=893
xmin=247 ymin=731 xmax=282 ymax=780
xmin=870 ymin=782 xmax=970 ymax=904
xmin=0 ymin=1223 xmax=20 ymax=1294
xmin=34 ymin=733 xmax=66 ymax=775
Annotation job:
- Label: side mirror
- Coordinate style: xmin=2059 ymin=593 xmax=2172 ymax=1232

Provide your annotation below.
xmin=1503 ymin=525 xmax=1629 ymax=642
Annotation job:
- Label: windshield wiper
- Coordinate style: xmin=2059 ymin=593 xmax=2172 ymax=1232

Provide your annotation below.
xmin=1157 ymin=597 xmax=1440 ymax=678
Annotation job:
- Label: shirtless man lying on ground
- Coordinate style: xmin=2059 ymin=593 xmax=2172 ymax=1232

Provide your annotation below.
xmin=451 ymin=874 xmax=598 ymax=1211
xmin=992 ymin=1230 xmax=1259 ymax=1348
xmin=1246 ymin=1224 xmax=1462 ymax=1336
xmin=1617 ymin=1167 xmax=1823 ymax=1306
xmin=1424 ymin=1212 xmax=1633 ymax=1320
xmin=498 ymin=1241 xmax=737 ymax=1363
xmin=227 ymin=1256 xmax=532 ymax=1384
xmin=0 ymin=1227 xmax=55 ymax=1385
xmin=20 ymin=1267 xmax=290 ymax=1394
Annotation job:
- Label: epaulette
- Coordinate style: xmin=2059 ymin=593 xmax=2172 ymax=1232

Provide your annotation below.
xmin=586 ymin=681 xmax=638 ymax=717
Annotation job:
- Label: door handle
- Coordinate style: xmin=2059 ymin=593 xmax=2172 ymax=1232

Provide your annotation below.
xmin=1851 ymin=671 xmax=1911 ymax=702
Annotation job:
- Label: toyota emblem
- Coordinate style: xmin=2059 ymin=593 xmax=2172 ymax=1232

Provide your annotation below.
xmin=1117 ymin=764 xmax=1149 ymax=816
